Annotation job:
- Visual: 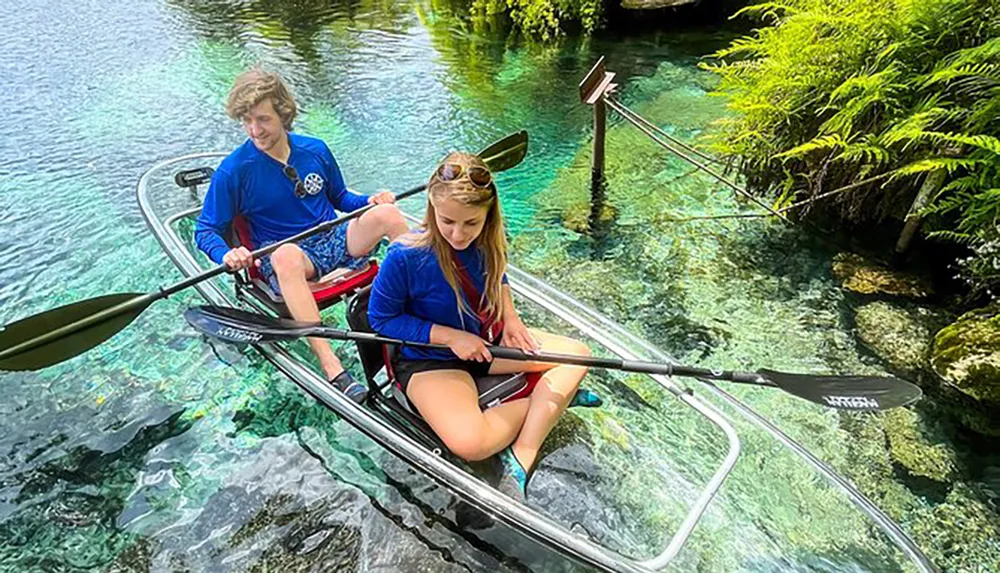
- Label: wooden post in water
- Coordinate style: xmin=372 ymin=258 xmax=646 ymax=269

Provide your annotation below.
xmin=579 ymin=57 xmax=617 ymax=188
xmin=593 ymin=95 xmax=606 ymax=186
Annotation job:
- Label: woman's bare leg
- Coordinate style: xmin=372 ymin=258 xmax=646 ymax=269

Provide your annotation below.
xmin=406 ymin=369 xmax=530 ymax=461
xmin=488 ymin=329 xmax=590 ymax=471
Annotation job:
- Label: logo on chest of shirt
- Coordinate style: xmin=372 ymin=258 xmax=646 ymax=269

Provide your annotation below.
xmin=302 ymin=172 xmax=324 ymax=196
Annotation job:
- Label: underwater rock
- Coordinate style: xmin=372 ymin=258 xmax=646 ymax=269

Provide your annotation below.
xmin=560 ymin=199 xmax=618 ymax=235
xmin=931 ymin=303 xmax=1000 ymax=404
xmin=908 ymin=482 xmax=1000 ymax=572
xmin=854 ymin=301 xmax=946 ymax=375
xmin=837 ymin=413 xmax=920 ymax=521
xmin=540 ymin=411 xmax=593 ymax=459
xmin=832 ymin=253 xmax=933 ymax=298
xmin=882 ymin=408 xmax=957 ymax=483
xmin=105 ymin=538 xmax=158 ymax=572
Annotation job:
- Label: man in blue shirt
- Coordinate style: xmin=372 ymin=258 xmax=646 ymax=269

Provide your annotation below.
xmin=196 ymin=69 xmax=407 ymax=403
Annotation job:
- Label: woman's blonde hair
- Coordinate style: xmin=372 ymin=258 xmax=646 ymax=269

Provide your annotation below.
xmin=225 ymin=69 xmax=298 ymax=131
xmin=406 ymin=151 xmax=507 ymax=323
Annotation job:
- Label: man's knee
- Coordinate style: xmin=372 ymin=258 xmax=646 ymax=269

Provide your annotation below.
xmin=370 ymin=204 xmax=405 ymax=230
xmin=270 ymin=244 xmax=305 ymax=276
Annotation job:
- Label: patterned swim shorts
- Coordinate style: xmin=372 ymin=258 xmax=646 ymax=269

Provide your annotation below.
xmin=257 ymin=223 xmax=371 ymax=293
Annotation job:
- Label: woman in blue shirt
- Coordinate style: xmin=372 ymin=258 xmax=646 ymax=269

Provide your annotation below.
xmin=368 ymin=151 xmax=599 ymax=501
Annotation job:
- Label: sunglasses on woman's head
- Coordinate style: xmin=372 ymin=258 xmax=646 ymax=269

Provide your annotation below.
xmin=282 ymin=164 xmax=308 ymax=198
xmin=435 ymin=163 xmax=493 ymax=188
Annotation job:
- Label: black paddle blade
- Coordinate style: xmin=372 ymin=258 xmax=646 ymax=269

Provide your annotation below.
xmin=184 ymin=305 xmax=319 ymax=344
xmin=479 ymin=130 xmax=528 ymax=172
xmin=758 ymin=369 xmax=923 ymax=411
xmin=0 ymin=293 xmax=148 ymax=371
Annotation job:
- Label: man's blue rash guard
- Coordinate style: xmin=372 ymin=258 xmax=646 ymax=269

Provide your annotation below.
xmin=195 ymin=133 xmax=369 ymax=264
xmin=368 ymin=240 xmax=507 ymax=361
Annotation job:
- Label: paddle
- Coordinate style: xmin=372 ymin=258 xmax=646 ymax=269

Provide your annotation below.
xmin=183 ymin=305 xmax=923 ymax=411
xmin=0 ymin=131 xmax=530 ymax=372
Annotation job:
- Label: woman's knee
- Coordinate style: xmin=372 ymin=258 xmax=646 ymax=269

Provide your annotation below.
xmin=567 ymin=338 xmax=592 ymax=357
xmin=442 ymin=429 xmax=493 ymax=461
xmin=270 ymin=244 xmax=305 ymax=276
xmin=546 ymin=335 xmax=591 ymax=358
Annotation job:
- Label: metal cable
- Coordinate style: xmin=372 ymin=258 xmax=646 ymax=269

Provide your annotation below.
xmin=602 ymin=96 xmax=795 ymax=225
xmin=608 ymin=97 xmax=725 ymax=166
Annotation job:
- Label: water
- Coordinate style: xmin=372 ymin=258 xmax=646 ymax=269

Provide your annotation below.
xmin=1 ymin=1 xmax=990 ymax=571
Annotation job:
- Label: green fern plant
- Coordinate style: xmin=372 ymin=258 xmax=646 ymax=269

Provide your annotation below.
xmin=706 ymin=0 xmax=1000 ymax=300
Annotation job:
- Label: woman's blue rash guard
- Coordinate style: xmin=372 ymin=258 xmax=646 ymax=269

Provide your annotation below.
xmin=194 ymin=133 xmax=369 ymax=264
xmin=368 ymin=239 xmax=508 ymax=361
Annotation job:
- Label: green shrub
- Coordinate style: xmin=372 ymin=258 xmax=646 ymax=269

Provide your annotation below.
xmin=469 ymin=0 xmax=604 ymax=40
xmin=705 ymin=0 xmax=1000 ymax=299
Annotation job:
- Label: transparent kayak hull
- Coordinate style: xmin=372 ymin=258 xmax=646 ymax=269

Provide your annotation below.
xmin=137 ymin=153 xmax=936 ymax=573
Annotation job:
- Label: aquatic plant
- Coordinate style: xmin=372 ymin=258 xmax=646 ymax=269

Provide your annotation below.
xmin=705 ymin=0 xmax=1000 ymax=300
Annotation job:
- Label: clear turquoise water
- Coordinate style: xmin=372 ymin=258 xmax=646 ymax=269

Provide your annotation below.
xmin=0 ymin=1 xmax=979 ymax=571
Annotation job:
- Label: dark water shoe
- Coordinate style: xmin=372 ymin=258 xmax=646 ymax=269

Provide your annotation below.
xmin=330 ymin=371 xmax=369 ymax=404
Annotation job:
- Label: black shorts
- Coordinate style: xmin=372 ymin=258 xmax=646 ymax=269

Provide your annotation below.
xmin=392 ymin=357 xmax=493 ymax=395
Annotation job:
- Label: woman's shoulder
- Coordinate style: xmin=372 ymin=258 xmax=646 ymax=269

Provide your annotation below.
xmin=385 ymin=233 xmax=434 ymax=263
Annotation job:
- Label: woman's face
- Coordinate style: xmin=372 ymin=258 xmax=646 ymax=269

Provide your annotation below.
xmin=432 ymin=197 xmax=489 ymax=251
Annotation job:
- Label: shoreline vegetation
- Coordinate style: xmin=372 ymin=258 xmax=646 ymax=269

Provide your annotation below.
xmin=702 ymin=0 xmax=1000 ymax=448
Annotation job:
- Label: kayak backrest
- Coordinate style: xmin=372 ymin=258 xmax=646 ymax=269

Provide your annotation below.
xmin=346 ymin=286 xmax=389 ymax=384
xmin=229 ymin=216 xmax=264 ymax=281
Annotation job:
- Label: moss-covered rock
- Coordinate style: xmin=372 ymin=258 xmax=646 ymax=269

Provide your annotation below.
xmin=540 ymin=411 xmax=592 ymax=458
xmin=832 ymin=253 xmax=933 ymax=298
xmin=882 ymin=408 xmax=957 ymax=482
xmin=853 ymin=301 xmax=945 ymax=375
xmin=930 ymin=303 xmax=1000 ymax=403
xmin=837 ymin=413 xmax=921 ymax=522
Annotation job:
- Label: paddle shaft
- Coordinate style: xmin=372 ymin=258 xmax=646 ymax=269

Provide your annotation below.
xmin=183 ymin=302 xmax=922 ymax=410
xmin=277 ymin=325 xmax=769 ymax=386
xmin=0 ymin=185 xmax=426 ymax=362
xmin=164 ymin=182 xmax=427 ymax=296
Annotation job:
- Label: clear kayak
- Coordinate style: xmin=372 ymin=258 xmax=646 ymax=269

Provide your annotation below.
xmin=138 ymin=152 xmax=937 ymax=573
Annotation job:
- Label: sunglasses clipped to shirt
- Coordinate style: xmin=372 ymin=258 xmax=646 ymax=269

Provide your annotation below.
xmin=434 ymin=163 xmax=493 ymax=188
xmin=282 ymin=164 xmax=314 ymax=198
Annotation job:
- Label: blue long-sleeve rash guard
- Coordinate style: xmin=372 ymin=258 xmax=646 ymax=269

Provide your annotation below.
xmin=195 ymin=133 xmax=369 ymax=264
xmin=368 ymin=240 xmax=507 ymax=361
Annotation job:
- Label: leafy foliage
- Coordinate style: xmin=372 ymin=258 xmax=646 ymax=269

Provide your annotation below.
xmin=469 ymin=0 xmax=604 ymax=40
xmin=706 ymin=0 xmax=1000 ymax=299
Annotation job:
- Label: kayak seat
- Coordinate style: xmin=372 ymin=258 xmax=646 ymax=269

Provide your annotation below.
xmin=346 ymin=287 xmax=540 ymax=416
xmin=227 ymin=215 xmax=378 ymax=317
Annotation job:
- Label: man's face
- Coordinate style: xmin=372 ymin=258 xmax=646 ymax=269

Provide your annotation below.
xmin=241 ymin=99 xmax=285 ymax=153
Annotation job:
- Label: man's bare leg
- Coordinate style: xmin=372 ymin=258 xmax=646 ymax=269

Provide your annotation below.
xmin=346 ymin=204 xmax=408 ymax=257
xmin=269 ymin=243 xmax=345 ymax=380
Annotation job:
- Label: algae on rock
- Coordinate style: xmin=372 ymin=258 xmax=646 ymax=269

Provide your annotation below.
xmin=931 ymin=303 xmax=1000 ymax=404
xmin=853 ymin=301 xmax=948 ymax=376
xmin=882 ymin=408 xmax=957 ymax=483
xmin=832 ymin=253 xmax=933 ymax=299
